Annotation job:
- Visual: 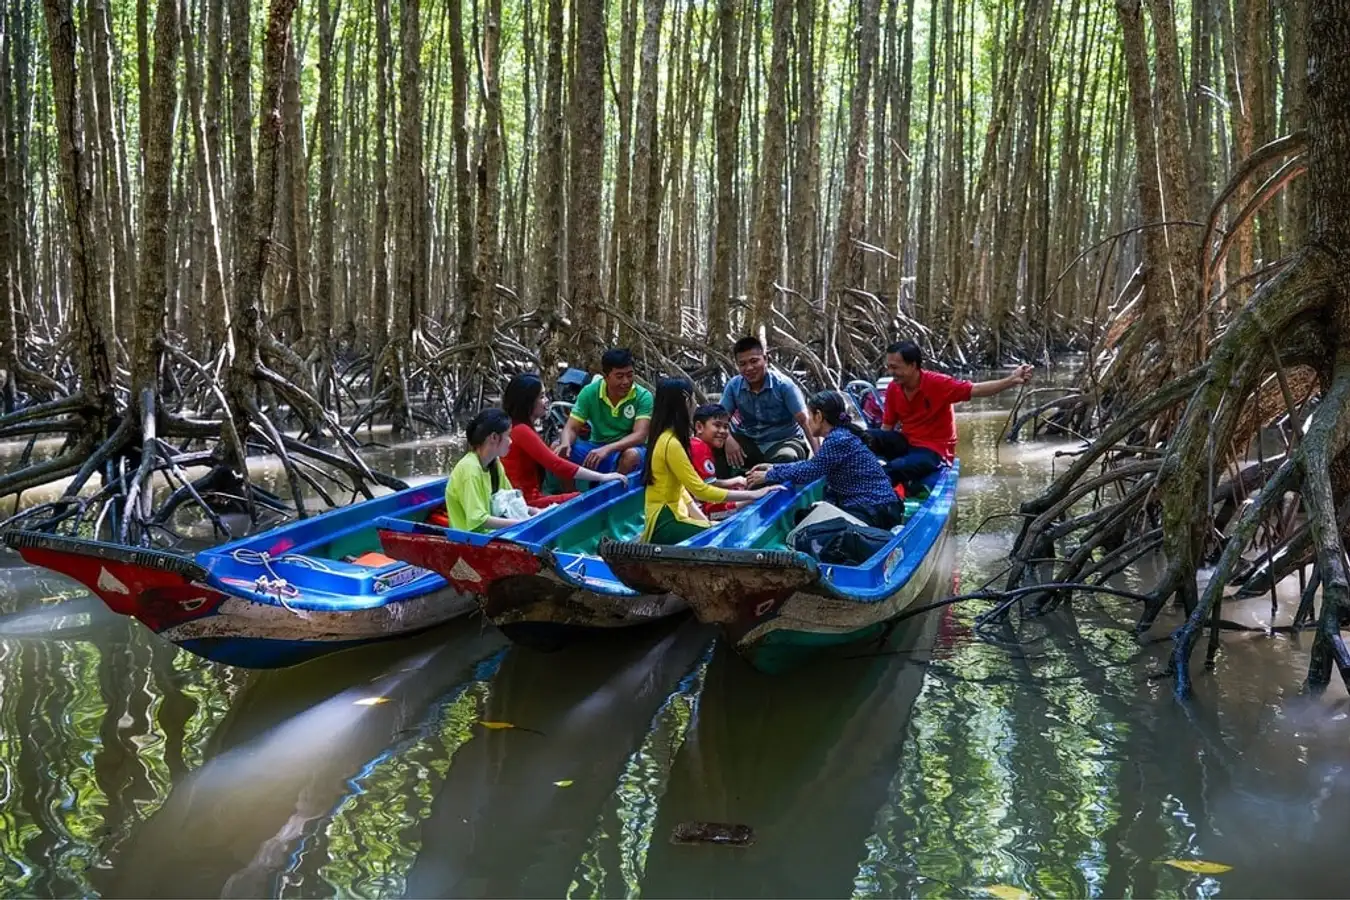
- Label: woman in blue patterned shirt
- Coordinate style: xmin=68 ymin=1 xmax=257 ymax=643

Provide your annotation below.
xmin=746 ymin=391 xmax=907 ymax=530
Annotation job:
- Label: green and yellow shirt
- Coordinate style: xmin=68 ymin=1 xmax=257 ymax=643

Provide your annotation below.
xmin=568 ymin=378 xmax=654 ymax=445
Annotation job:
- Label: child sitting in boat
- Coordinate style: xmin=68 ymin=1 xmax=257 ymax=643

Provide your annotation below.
xmin=500 ymin=372 xmax=629 ymax=507
xmin=447 ymin=408 xmax=540 ymax=533
xmin=642 ymin=377 xmax=784 ymax=545
xmin=690 ymin=404 xmax=746 ymax=516
xmin=747 ymin=391 xmax=907 ymax=531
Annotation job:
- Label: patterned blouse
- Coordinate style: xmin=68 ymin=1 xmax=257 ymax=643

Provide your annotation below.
xmin=764 ymin=427 xmax=897 ymax=510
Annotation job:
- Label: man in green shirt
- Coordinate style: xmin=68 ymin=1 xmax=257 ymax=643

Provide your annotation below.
xmin=556 ymin=348 xmax=653 ymax=475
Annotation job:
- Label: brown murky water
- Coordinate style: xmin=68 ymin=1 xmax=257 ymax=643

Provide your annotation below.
xmin=2 ymin=366 xmax=1349 ymax=898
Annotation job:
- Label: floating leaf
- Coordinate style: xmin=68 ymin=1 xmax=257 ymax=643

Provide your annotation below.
xmin=982 ymin=885 xmax=1032 ymax=900
xmin=354 ymin=697 xmax=390 ymax=706
xmin=553 ymin=780 xmax=574 ymax=788
xmin=1162 ymin=860 xmax=1232 ymax=875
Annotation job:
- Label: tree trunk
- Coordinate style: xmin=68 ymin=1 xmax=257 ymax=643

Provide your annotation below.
xmin=132 ymin=0 xmax=179 ymax=399
xmin=624 ymin=0 xmax=667 ymax=334
xmin=283 ymin=38 xmax=314 ymax=343
xmin=747 ymin=0 xmax=791 ymax=335
xmin=709 ymin=0 xmax=740 ymax=351
xmin=389 ymin=0 xmax=426 ymax=434
xmin=466 ymin=0 xmax=503 ymax=350
xmin=1117 ymin=0 xmax=1177 ymax=371
xmin=608 ymin=0 xmax=638 ymax=330
xmin=533 ymin=0 xmax=565 ymax=369
xmin=41 ymin=0 xmax=115 ymax=405
xmin=372 ymin=0 xmax=393 ymax=351
xmin=315 ymin=0 xmax=337 ymax=347
xmin=787 ymin=0 xmax=820 ymax=330
xmin=89 ymin=0 xmax=136 ymax=351
xmin=228 ymin=0 xmax=299 ymax=393
xmin=180 ymin=0 xmax=228 ymax=356
xmin=449 ymin=0 xmax=474 ymax=335
xmin=567 ymin=0 xmax=605 ymax=356
xmin=1283 ymin=1 xmax=1309 ymax=244
xmin=824 ymin=0 xmax=881 ymax=367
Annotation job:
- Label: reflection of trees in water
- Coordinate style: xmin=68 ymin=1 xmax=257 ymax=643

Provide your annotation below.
xmin=566 ymin=645 xmax=710 ymax=898
xmin=277 ymin=652 xmax=501 ymax=898
xmin=0 ymin=631 xmax=237 ymax=895
xmin=850 ymin=601 xmax=1200 ymax=898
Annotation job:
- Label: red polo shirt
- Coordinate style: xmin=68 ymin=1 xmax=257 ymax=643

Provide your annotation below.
xmin=690 ymin=437 xmax=735 ymax=513
xmin=883 ymin=370 xmax=973 ymax=460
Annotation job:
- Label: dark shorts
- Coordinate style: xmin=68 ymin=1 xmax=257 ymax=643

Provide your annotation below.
xmin=864 ymin=428 xmax=945 ymax=486
xmin=714 ymin=434 xmax=810 ymax=478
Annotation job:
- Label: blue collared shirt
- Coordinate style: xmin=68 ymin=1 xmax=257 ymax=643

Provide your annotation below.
xmin=720 ymin=370 xmax=807 ymax=444
xmin=765 ymin=427 xmax=897 ymax=510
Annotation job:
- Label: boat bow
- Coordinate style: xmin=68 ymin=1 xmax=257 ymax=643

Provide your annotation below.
xmin=598 ymin=539 xmax=819 ymax=625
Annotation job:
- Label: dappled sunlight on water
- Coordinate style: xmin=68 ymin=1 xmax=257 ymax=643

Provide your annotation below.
xmin=3 ymin=366 xmax=1350 ymax=897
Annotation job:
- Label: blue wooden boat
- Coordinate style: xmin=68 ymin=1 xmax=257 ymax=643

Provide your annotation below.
xmin=3 ymin=480 xmax=480 ymax=668
xmin=376 ymin=480 xmax=776 ymax=650
xmin=599 ymin=463 xmax=959 ymax=673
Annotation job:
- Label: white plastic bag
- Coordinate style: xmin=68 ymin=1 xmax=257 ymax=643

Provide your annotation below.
xmin=491 ymin=488 xmax=532 ymax=520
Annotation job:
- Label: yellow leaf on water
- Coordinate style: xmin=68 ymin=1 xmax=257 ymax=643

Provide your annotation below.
xmin=478 ymin=720 xmax=517 ymax=730
xmin=554 ymin=780 xmax=574 ymax=787
xmin=1162 ymin=860 xmax=1233 ymax=875
xmin=982 ymin=884 xmax=1032 ymax=900
xmin=354 ymin=697 xmax=389 ymax=706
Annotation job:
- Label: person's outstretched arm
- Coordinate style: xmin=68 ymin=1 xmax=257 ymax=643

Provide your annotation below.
xmin=969 ymin=364 xmax=1034 ymax=399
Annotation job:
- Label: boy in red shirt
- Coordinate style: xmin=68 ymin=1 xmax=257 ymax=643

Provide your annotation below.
xmin=867 ymin=340 xmax=1033 ymax=485
xmin=691 ymin=405 xmax=746 ymax=515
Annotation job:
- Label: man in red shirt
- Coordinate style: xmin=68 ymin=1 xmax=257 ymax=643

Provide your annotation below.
xmin=867 ymin=341 xmax=1033 ymax=484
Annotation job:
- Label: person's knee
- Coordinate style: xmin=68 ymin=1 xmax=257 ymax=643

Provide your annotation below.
xmin=616 ymin=448 xmax=642 ymax=474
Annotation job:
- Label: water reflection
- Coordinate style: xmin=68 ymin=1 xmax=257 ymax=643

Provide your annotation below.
xmin=3 ymin=367 xmax=1350 ymax=897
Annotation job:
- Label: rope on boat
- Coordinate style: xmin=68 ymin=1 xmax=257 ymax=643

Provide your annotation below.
xmin=227 ymin=548 xmax=312 ymax=617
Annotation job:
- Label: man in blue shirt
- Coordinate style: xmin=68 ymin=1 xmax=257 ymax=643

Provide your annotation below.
xmin=716 ymin=336 xmax=819 ymax=476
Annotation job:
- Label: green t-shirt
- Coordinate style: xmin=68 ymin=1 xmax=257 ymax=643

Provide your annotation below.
xmin=568 ymin=379 xmax=653 ymax=445
xmin=446 ymin=452 xmax=513 ymax=533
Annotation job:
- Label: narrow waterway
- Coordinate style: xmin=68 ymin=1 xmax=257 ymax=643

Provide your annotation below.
xmin=2 ymin=372 xmax=1348 ymax=898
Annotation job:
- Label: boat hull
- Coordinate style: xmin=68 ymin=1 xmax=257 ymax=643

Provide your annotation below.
xmin=601 ymin=465 xmax=960 ymax=674
xmin=378 ymin=528 xmax=685 ymax=650
xmin=6 ymin=507 xmax=477 ymax=669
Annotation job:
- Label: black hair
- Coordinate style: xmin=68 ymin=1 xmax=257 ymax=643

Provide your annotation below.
xmin=601 ymin=347 xmax=635 ymax=373
xmin=642 ymin=377 xmax=696 ymax=486
xmin=732 ymin=336 xmax=764 ymax=358
xmin=807 ymin=391 xmax=866 ymax=439
xmin=502 ymin=372 xmax=544 ymax=425
xmin=693 ymin=403 xmax=728 ymax=426
xmin=466 ymin=407 xmax=512 ymax=447
xmin=886 ymin=340 xmax=923 ymax=368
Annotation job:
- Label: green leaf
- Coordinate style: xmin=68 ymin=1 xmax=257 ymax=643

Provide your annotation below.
xmin=982 ymin=884 xmax=1032 ymax=900
xmin=478 ymin=720 xmax=516 ymax=730
xmin=1162 ymin=859 xmax=1233 ymax=875
xmin=354 ymin=697 xmax=389 ymax=706
xmin=553 ymin=779 xmax=574 ymax=787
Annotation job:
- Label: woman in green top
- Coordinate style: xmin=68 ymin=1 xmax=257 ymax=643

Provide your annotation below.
xmin=446 ymin=409 xmax=539 ymax=532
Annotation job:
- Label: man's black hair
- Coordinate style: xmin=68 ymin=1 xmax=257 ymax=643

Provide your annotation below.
xmin=601 ymin=347 xmax=635 ymax=373
xmin=732 ymin=336 xmax=764 ymax=358
xmin=886 ymin=340 xmax=923 ymax=368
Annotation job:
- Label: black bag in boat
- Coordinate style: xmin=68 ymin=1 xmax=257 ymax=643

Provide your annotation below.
xmin=788 ymin=518 xmax=896 ymax=566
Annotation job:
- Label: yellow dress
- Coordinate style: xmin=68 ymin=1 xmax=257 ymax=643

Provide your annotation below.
xmin=641 ymin=430 xmax=730 ymax=542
